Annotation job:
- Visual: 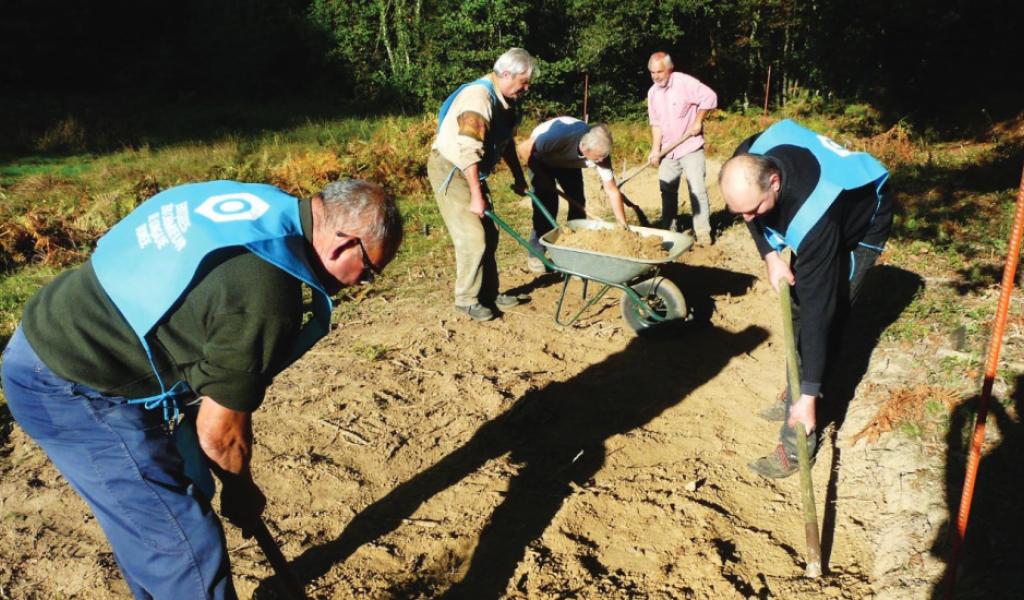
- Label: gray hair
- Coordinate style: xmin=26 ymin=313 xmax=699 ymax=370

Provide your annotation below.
xmin=648 ymin=52 xmax=674 ymax=70
xmin=719 ymin=154 xmax=779 ymax=191
xmin=318 ymin=179 xmax=403 ymax=254
xmin=580 ymin=124 xmax=613 ymax=158
xmin=494 ymin=47 xmax=537 ymax=78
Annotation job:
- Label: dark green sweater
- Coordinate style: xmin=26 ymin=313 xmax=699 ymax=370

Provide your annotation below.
xmin=21 ymin=200 xmax=317 ymax=412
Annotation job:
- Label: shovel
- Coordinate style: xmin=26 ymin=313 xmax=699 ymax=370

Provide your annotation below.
xmin=174 ymin=416 xmax=308 ymax=598
xmin=251 ymin=517 xmax=308 ymax=600
xmin=779 ymin=279 xmax=823 ymax=578
xmin=617 ymin=132 xmax=694 ymax=190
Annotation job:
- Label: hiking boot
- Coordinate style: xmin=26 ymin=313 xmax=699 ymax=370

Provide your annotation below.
xmin=748 ymin=444 xmax=799 ymax=479
xmin=495 ymin=294 xmax=523 ymax=309
xmin=527 ymin=256 xmax=547 ymax=273
xmin=455 ymin=303 xmax=494 ymax=322
xmin=759 ymin=388 xmax=788 ymax=422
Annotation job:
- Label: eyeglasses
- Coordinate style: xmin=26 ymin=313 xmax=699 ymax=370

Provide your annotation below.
xmin=336 ymin=231 xmax=382 ymax=283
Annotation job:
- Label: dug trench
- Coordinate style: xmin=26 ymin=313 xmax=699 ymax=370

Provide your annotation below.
xmin=0 ymin=165 xmax=943 ymax=598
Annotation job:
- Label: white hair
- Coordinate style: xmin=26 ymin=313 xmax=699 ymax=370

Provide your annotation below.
xmin=319 ymin=179 xmax=403 ymax=251
xmin=493 ymin=47 xmax=537 ymax=79
xmin=648 ymin=52 xmax=674 ymax=70
xmin=580 ymin=124 xmax=612 ymax=158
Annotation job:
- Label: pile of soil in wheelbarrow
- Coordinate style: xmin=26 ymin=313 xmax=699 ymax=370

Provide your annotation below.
xmin=555 ymin=226 xmax=670 ymax=260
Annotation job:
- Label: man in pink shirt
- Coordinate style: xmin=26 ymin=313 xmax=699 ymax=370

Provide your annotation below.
xmin=647 ymin=51 xmax=718 ymax=244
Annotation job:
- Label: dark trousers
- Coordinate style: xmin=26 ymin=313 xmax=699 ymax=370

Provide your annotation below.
xmin=1 ymin=327 xmax=236 ymax=599
xmin=780 ymin=245 xmax=881 ymax=458
xmin=528 ymin=162 xmax=586 ymax=253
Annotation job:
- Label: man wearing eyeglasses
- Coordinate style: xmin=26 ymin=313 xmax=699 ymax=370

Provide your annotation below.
xmin=719 ymin=119 xmax=892 ymax=479
xmin=1 ymin=178 xmax=403 ymax=598
xmin=516 ymin=117 xmax=629 ymax=273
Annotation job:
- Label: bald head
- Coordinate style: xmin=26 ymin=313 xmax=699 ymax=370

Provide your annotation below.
xmin=719 ymin=154 xmax=781 ymax=221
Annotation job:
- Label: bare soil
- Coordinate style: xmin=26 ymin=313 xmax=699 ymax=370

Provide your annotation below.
xmin=0 ymin=165 xmax=948 ymax=599
xmin=553 ymin=227 xmax=669 ymax=260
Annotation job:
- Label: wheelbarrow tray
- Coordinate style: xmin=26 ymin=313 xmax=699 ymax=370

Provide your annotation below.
xmin=540 ymin=219 xmax=693 ymax=284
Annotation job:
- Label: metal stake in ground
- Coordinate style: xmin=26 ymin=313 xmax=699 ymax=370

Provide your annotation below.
xmin=779 ymin=279 xmax=823 ymax=578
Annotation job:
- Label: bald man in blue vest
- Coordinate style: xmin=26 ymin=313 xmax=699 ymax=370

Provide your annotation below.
xmin=1 ymin=179 xmax=403 ymax=598
xmin=720 ymin=120 xmax=892 ymax=478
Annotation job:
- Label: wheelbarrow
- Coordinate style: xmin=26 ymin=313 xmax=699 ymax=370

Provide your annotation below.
xmin=485 ymin=192 xmax=692 ymax=334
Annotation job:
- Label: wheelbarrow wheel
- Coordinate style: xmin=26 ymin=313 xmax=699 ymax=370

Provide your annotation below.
xmin=620 ymin=277 xmax=687 ymax=335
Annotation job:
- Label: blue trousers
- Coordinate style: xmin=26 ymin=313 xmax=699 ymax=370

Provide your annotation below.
xmin=1 ymin=327 xmax=236 ymax=599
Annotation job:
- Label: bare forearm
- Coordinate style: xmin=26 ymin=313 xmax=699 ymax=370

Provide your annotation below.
xmin=605 ymin=182 xmax=627 ymax=224
xmin=463 ymin=163 xmax=483 ymax=196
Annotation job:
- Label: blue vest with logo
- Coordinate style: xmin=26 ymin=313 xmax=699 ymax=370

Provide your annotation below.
xmin=749 ymin=119 xmax=889 ymax=254
xmin=91 ymin=180 xmax=333 ymax=417
xmin=436 ymin=77 xmax=516 ymax=180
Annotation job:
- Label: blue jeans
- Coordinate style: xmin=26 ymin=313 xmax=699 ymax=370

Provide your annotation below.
xmin=1 ymin=326 xmax=236 ymax=599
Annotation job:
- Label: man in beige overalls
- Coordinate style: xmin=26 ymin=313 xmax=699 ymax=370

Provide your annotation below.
xmin=428 ymin=48 xmax=534 ymax=321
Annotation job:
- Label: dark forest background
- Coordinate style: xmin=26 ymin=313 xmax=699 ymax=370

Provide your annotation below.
xmin=2 ymin=0 xmax=1021 ymax=152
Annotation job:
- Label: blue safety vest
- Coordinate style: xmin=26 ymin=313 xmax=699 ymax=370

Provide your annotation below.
xmin=749 ymin=119 xmax=889 ymax=255
xmin=436 ymin=77 xmax=516 ymax=180
xmin=91 ymin=180 xmax=333 ymax=420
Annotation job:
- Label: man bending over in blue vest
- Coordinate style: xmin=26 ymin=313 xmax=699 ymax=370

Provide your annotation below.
xmin=719 ymin=120 xmax=892 ymax=478
xmin=1 ymin=179 xmax=403 ymax=598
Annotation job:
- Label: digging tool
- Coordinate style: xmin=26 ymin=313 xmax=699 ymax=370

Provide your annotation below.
xmin=617 ymin=132 xmax=694 ymax=190
xmin=779 ymin=279 xmax=823 ymax=578
xmin=175 ymin=415 xmax=307 ymax=598
xmin=250 ymin=516 xmax=308 ymax=600
xmin=549 ymin=185 xmax=647 ymax=230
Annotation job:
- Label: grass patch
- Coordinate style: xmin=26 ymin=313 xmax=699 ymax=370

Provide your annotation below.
xmin=0 ymin=106 xmax=1021 ymax=451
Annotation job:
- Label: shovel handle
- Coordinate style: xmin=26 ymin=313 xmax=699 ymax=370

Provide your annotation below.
xmin=779 ymin=280 xmax=823 ymax=578
xmin=251 ymin=517 xmax=308 ymax=600
xmin=618 ymin=132 xmax=694 ymax=189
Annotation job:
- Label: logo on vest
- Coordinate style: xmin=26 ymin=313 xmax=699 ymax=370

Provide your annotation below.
xmin=195 ymin=193 xmax=270 ymax=223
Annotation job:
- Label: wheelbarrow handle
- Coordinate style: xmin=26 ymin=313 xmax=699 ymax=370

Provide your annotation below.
xmin=484 ymin=208 xmax=557 ymax=271
xmin=524 ymin=189 xmax=559 ymax=229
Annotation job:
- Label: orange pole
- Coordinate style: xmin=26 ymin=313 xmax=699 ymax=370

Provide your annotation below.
xmin=763 ymin=65 xmax=772 ymax=116
xmin=945 ymin=162 xmax=1024 ymax=597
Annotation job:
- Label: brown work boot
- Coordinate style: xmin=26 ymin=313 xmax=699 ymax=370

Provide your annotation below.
xmin=748 ymin=444 xmax=799 ymax=479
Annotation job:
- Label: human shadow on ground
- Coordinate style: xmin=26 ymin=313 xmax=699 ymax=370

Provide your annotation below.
xmin=930 ymin=377 xmax=1024 ymax=598
xmin=0 ymin=402 xmax=13 ymax=457
xmin=258 ymin=322 xmax=769 ymax=598
xmin=813 ymin=265 xmax=924 ymax=568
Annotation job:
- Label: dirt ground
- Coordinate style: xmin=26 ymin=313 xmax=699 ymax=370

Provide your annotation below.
xmin=0 ymin=165 xmax=950 ymax=599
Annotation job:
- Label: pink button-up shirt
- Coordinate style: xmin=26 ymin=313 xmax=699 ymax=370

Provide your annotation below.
xmin=647 ymin=71 xmax=718 ymax=160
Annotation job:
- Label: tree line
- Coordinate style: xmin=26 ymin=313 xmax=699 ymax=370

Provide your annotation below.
xmin=2 ymin=0 xmax=1019 ymax=129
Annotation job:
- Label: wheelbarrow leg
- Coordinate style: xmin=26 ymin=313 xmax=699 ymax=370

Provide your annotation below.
xmin=554 ymin=275 xmax=612 ymax=327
